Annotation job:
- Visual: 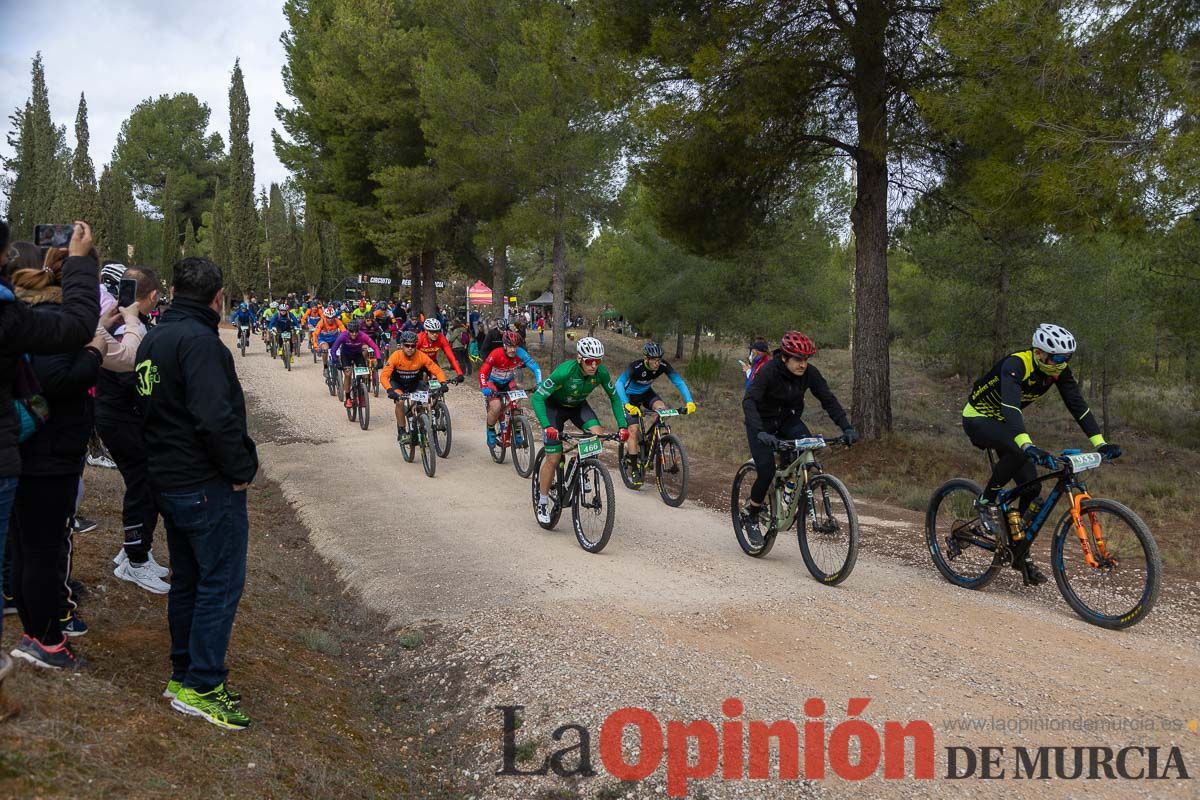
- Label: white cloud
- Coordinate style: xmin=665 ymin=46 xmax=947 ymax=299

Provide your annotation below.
xmin=0 ymin=0 xmax=296 ymax=206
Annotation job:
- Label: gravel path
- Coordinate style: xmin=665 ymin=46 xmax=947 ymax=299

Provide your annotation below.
xmin=231 ymin=329 xmax=1199 ymax=799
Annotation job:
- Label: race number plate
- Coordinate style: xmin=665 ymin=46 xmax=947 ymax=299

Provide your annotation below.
xmin=658 ymin=408 xmax=679 ymax=417
xmin=354 ymin=367 xmax=370 ymax=377
xmin=507 ymin=389 xmax=527 ymax=400
xmin=578 ymin=437 xmax=603 ymax=458
xmin=281 ymin=331 xmax=291 ymax=339
xmin=790 ymin=437 xmax=826 ymax=450
xmin=409 ymin=391 xmax=430 ymax=403
xmin=240 ymin=326 xmax=250 ymax=331
xmin=428 ymin=381 xmax=442 ymax=391
xmin=1064 ymin=452 xmax=1103 ymax=472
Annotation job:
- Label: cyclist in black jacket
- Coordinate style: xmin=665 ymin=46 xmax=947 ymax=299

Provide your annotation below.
xmin=739 ymin=331 xmax=858 ymax=547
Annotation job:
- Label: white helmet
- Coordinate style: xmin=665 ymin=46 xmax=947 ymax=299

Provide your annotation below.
xmin=423 ymin=318 xmax=442 ymax=332
xmin=1032 ymin=323 xmax=1076 ymax=355
xmin=270 ymin=301 xmax=279 ymax=310
xmin=576 ymin=337 xmax=605 ymax=359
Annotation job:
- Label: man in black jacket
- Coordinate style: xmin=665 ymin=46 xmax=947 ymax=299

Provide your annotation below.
xmin=740 ymin=331 xmax=858 ymax=548
xmin=136 ymin=257 xmax=257 ymax=730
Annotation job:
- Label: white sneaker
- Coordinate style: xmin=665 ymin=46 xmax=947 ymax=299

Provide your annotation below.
xmin=536 ymin=500 xmax=552 ymax=524
xmin=115 ymin=560 xmax=170 ymax=595
xmin=113 ymin=548 xmax=169 ymax=578
xmin=86 ymin=453 xmax=117 ymax=469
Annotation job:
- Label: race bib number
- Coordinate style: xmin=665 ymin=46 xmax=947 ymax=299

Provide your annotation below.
xmin=658 ymin=408 xmax=679 ymax=417
xmin=281 ymin=331 xmax=291 ymax=339
xmin=507 ymin=389 xmax=527 ymax=400
xmin=409 ymin=391 xmax=430 ymax=403
xmin=1064 ymin=452 xmax=1102 ymax=472
xmin=354 ymin=367 xmax=370 ymax=377
xmin=790 ymin=437 xmax=826 ymax=451
xmin=240 ymin=326 xmax=249 ymax=332
xmin=578 ymin=437 xmax=603 ymax=458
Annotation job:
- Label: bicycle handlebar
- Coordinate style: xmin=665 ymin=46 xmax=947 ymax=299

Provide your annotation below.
xmin=771 ymin=434 xmax=846 ymax=451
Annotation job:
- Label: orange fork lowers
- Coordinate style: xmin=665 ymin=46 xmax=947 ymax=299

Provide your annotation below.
xmin=1068 ymin=491 xmax=1111 ymax=568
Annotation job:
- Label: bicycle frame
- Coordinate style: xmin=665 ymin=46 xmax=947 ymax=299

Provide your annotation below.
xmin=769 ymin=449 xmax=823 ymax=530
xmin=992 ymin=461 xmax=1110 ymax=568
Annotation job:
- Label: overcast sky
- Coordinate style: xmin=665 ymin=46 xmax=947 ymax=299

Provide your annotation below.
xmin=0 ymin=0 xmax=294 ymax=200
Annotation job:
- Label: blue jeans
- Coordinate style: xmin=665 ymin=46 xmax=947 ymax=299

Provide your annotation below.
xmin=0 ymin=475 xmax=17 ymax=640
xmin=156 ymin=479 xmax=248 ymax=692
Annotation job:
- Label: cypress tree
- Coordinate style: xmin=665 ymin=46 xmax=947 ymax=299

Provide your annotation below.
xmin=161 ymin=176 xmax=180 ymax=278
xmin=70 ymin=92 xmax=98 ymax=224
xmin=96 ymin=164 xmax=136 ymax=262
xmin=183 ymin=217 xmax=199 ymax=258
xmin=211 ymin=178 xmax=230 ymax=270
xmin=228 ymin=59 xmax=258 ymax=298
xmin=4 ymin=53 xmax=68 ymax=238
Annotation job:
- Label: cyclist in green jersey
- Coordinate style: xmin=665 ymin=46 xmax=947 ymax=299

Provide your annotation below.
xmin=963 ymin=323 xmax=1121 ymax=584
xmin=530 ymin=337 xmax=631 ymax=524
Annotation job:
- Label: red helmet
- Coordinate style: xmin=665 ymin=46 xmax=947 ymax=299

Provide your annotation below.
xmin=780 ymin=331 xmax=816 ymax=357
xmin=502 ymin=331 xmax=521 ymax=347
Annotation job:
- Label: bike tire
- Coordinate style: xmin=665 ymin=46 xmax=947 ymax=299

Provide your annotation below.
xmin=432 ymin=399 xmax=452 ymax=459
xmin=797 ymin=473 xmax=858 ymax=585
xmin=282 ymin=345 xmax=291 ymax=371
xmin=656 ymin=434 xmax=689 ymax=507
xmin=1051 ymin=498 xmax=1161 ymax=629
xmin=511 ymin=414 xmax=535 ymax=478
xmin=573 ymin=459 xmax=615 ymax=554
xmin=925 ymin=478 xmax=1001 ymax=589
xmin=616 ymin=441 xmax=639 ymax=490
xmin=345 ymin=385 xmax=356 ymax=421
xmin=336 ymin=373 xmax=345 ymax=403
xmin=239 ymin=337 xmax=246 ymax=357
xmin=358 ymin=383 xmax=370 ymax=430
xmin=372 ymin=370 xmax=380 ymax=398
xmin=489 ymin=420 xmax=507 ymax=464
xmin=418 ymin=413 xmax=436 ymax=477
xmin=530 ymin=448 xmax=563 ymax=530
xmin=730 ymin=461 xmax=777 ymax=557
xmin=400 ymin=416 xmax=416 ymax=463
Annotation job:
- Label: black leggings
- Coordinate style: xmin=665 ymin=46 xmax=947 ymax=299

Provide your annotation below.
xmin=10 ymin=473 xmax=78 ymax=645
xmin=98 ymin=419 xmax=159 ymax=563
xmin=962 ymin=416 xmax=1039 ymax=510
xmin=746 ymin=416 xmax=811 ymax=504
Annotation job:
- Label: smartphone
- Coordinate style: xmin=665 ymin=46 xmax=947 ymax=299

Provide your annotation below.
xmin=34 ymin=224 xmax=75 ymax=248
xmin=118 ymin=277 xmax=138 ymax=308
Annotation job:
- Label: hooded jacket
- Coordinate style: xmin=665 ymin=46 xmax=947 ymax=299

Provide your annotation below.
xmin=0 ymin=256 xmax=100 ymax=478
xmin=742 ymin=354 xmax=849 ymax=437
xmin=135 ymin=297 xmax=258 ymax=490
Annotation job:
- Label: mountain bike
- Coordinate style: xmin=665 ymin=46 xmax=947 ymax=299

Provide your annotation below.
xmin=617 ymin=406 xmax=692 ymax=507
xmin=323 ymin=352 xmax=338 ymax=397
xmin=346 ymin=364 xmax=371 ymax=430
xmin=238 ymin=325 xmax=250 ymax=357
xmin=394 ymin=387 xmax=437 ymax=477
xmin=429 ymin=380 xmax=454 ymax=459
xmin=926 ymin=449 xmax=1160 ymax=629
xmin=731 ymin=435 xmax=858 ymax=585
xmin=366 ymin=350 xmax=381 ymax=397
xmin=279 ymin=330 xmax=293 ymax=371
xmin=530 ymin=431 xmax=621 ymax=554
xmin=488 ymin=388 xmax=536 ymax=478
xmin=267 ymin=328 xmax=277 ymax=359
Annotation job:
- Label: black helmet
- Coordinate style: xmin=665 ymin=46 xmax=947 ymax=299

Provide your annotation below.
xmin=347 ymin=319 xmax=361 ymax=333
xmin=642 ymin=341 xmax=663 ymax=359
xmin=400 ymin=331 xmax=419 ymax=345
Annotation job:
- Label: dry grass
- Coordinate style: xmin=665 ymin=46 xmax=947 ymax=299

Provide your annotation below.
xmin=590 ymin=330 xmax=1200 ymax=576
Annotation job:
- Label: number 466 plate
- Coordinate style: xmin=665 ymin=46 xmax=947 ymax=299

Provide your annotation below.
xmin=578 ymin=437 xmax=603 ymax=458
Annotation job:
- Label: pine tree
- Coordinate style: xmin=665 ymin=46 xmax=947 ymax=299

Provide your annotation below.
xmin=301 ymin=198 xmax=322 ymax=293
xmin=227 ymin=59 xmax=258 ymax=297
xmin=70 ymin=92 xmax=98 ymax=224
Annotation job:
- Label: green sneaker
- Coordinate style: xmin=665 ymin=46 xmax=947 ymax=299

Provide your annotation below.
xmin=164 ymin=679 xmax=241 ymax=705
xmin=171 ymin=685 xmax=250 ymax=730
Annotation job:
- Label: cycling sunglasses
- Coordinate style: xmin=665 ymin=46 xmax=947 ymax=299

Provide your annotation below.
xmin=1047 ymin=352 xmax=1072 ymax=365
xmin=581 ymin=358 xmax=602 ymax=367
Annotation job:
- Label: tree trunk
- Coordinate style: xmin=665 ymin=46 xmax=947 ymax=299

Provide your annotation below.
xmin=492 ymin=245 xmax=507 ymax=320
xmin=993 ymin=261 xmax=1009 ymax=363
xmin=675 ymin=325 xmax=684 ymax=360
xmin=421 ymin=249 xmax=437 ymax=314
xmin=408 ymin=254 xmax=422 ymax=315
xmin=848 ymin=0 xmax=892 ymax=439
xmin=550 ymin=227 xmax=568 ymax=365
xmin=692 ymin=321 xmax=702 ymax=360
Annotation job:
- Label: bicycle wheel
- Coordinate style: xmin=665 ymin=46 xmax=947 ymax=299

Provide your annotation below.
xmin=925 ymin=478 xmax=1001 ymax=589
xmin=655 ymin=434 xmax=689 ymax=507
xmin=730 ymin=461 xmax=777 ymax=557
xmin=797 ymin=473 xmax=858 ymax=585
xmin=282 ymin=344 xmax=291 ymax=371
xmin=573 ymin=459 xmax=615 ymax=553
xmin=1051 ymin=498 xmax=1161 ymax=629
xmin=312 ymin=345 xmax=319 ymax=363
xmin=511 ymin=414 xmax=535 ymax=478
xmin=530 ymin=449 xmax=563 ymax=530
xmin=239 ymin=336 xmax=246 ymax=357
xmin=418 ymin=412 xmax=437 ymax=477
xmin=432 ymin=399 xmax=452 ymax=458
xmin=372 ymin=369 xmax=380 ymax=398
xmin=400 ymin=415 xmax=416 ymax=463
xmin=358 ymin=382 xmax=370 ymax=430
xmin=616 ymin=441 xmax=639 ymax=490
xmin=344 ymin=382 xmax=356 ymax=421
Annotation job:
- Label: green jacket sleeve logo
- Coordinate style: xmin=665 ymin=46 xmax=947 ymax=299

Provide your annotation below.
xmin=135 ymin=358 xmax=161 ymax=397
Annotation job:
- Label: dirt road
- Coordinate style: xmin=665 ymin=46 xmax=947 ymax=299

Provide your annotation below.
xmin=232 ymin=330 xmax=1198 ymax=799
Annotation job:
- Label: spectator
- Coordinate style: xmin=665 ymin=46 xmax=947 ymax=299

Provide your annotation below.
xmin=96 ymin=265 xmax=170 ymax=594
xmin=7 ymin=222 xmax=104 ymax=671
xmin=537 ymin=316 xmax=545 ymax=348
xmin=449 ymin=317 xmax=471 ymax=376
xmin=741 ymin=339 xmax=771 ymax=390
xmin=137 ymin=256 xmax=257 ymax=730
xmin=477 ymin=318 xmax=503 ymax=357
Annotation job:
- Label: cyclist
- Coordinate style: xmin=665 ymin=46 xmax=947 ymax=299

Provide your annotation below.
xmin=302 ymin=301 xmax=322 ymax=331
xmin=530 ymin=337 xmax=630 ymax=525
xmin=230 ymin=302 xmax=254 ymax=348
xmin=416 ymin=318 xmax=466 ymax=380
xmin=261 ymin=300 xmax=279 ymax=344
xmin=247 ymin=297 xmax=260 ymax=331
xmin=740 ymin=331 xmax=858 ymax=548
xmin=740 ymin=339 xmax=771 ymax=390
xmin=615 ymin=341 xmax=697 ymax=484
xmin=267 ymin=302 xmax=298 ymax=357
xmin=480 ymin=331 xmax=543 ymax=447
xmin=382 ymin=331 xmax=447 ymax=443
xmin=311 ymin=307 xmax=346 ymax=368
xmin=330 ymin=319 xmax=383 ymax=407
xmin=963 ymin=323 xmax=1120 ymax=585
xmin=361 ymin=313 xmax=386 ymax=352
